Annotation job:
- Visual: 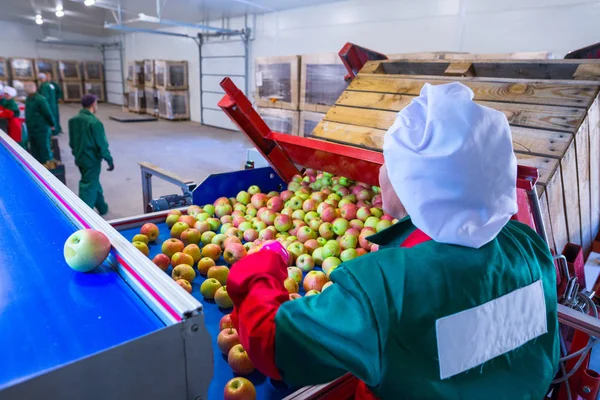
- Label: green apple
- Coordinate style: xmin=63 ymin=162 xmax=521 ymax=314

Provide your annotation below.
xmin=172 ymin=264 xmax=196 ymax=283
xmin=203 ymin=204 xmax=215 ymax=216
xmin=340 ymin=248 xmax=358 ymax=262
xmin=132 ymin=234 xmax=149 ymax=244
xmin=312 ymin=247 xmax=325 ymax=265
xmin=215 ymin=286 xmax=233 ymax=308
xmin=201 ymin=231 xmax=216 ymax=245
xmin=63 ymin=229 xmax=112 ymax=272
xmin=170 ymin=221 xmax=189 ymax=238
xmin=200 ymin=278 xmax=222 ymax=299
xmin=207 ymin=265 xmax=230 ymax=285
xmin=322 ymin=257 xmax=341 ymax=275
xmin=376 ymin=219 xmax=392 ymax=232
xmin=287 ymin=266 xmax=303 ymax=283
xmin=364 ymin=216 xmax=380 ymax=230
xmin=296 ymin=254 xmax=315 ymax=272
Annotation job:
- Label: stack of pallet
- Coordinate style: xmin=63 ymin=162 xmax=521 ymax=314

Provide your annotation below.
xmin=307 ymin=57 xmax=600 ymax=256
xmin=0 ymin=57 xmax=7 ymax=84
xmin=144 ymin=60 xmax=159 ymax=117
xmin=127 ymin=61 xmax=145 ymax=113
xmin=155 ymin=60 xmax=189 ymax=120
xmin=59 ymin=60 xmax=83 ymax=102
xmin=83 ymin=62 xmax=105 ymax=102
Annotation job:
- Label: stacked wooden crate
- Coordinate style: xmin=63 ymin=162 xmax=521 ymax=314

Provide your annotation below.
xmin=59 ymin=60 xmax=83 ymax=102
xmin=127 ymin=61 xmax=145 ymax=113
xmin=9 ymin=58 xmax=35 ymax=100
xmin=83 ymin=62 xmax=106 ymax=102
xmin=155 ymin=60 xmax=189 ymax=120
xmin=307 ymin=57 xmax=600 ymax=255
xmin=144 ymin=60 xmax=159 ymax=117
xmin=0 ymin=57 xmax=7 ymax=83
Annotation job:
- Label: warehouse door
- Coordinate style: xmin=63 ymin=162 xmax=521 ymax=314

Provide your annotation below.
xmin=102 ymin=43 xmax=125 ymax=105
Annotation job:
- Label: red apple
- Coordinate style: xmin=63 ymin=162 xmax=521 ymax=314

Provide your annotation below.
xmin=311 ymin=191 xmax=327 ymax=203
xmin=200 ymin=278 xmax=222 ymax=299
xmin=304 ymin=239 xmax=319 ymax=255
xmin=194 ymin=220 xmax=211 ymax=234
xmin=223 ymin=377 xmax=256 ymax=400
xmin=243 ymin=229 xmax=258 ymax=242
xmin=172 ymin=264 xmax=196 ymax=282
xmin=175 ymin=279 xmax=192 ymax=293
xmin=215 ymin=204 xmax=233 ymax=218
xmin=222 ymin=215 xmax=234 ymax=225
xmin=178 ymin=215 xmax=196 ymax=228
xmin=220 ymin=314 xmax=233 ymax=331
xmin=302 ymin=199 xmax=317 ymax=212
xmin=197 ymin=257 xmax=216 ymax=276
xmin=251 ymin=193 xmax=268 ymax=209
xmin=322 ymin=257 xmax=342 ymax=275
xmin=340 ymin=203 xmax=358 ymax=220
xmin=346 ymin=227 xmax=360 ymax=237
xmin=274 ymin=214 xmax=292 ymax=232
xmin=64 ymin=229 xmax=111 ymax=272
xmin=140 ymin=223 xmax=159 ymax=242
xmin=232 ymin=216 xmax=246 ymax=228
xmin=228 ymin=344 xmax=254 ymax=375
xmin=296 ymin=254 xmax=314 ymax=272
xmin=224 ymin=243 xmax=247 ymax=265
xmin=280 ymin=190 xmax=294 ymax=202
xmin=267 ymin=196 xmax=284 ymax=212
xmin=214 ymin=197 xmax=230 ymax=207
xmin=218 ymin=327 xmax=240 ymax=355
xmin=356 ymin=248 xmax=368 ymax=257
xmin=208 ymin=265 xmax=230 ymax=285
xmin=303 ymin=270 xmax=328 ymax=292
xmin=318 ymin=222 xmax=335 ymax=240
xmin=180 ymin=228 xmax=201 ymax=246
xmin=162 ymin=238 xmax=185 ymax=258
xmin=152 ymin=253 xmax=170 ymax=271
xmin=320 ymin=206 xmax=337 ymax=223
xmin=297 ymin=226 xmax=317 ymax=243
xmin=371 ymin=244 xmax=380 ymax=252
xmin=202 ymin=243 xmax=222 ymax=261
xmin=259 ymin=228 xmax=276 ymax=241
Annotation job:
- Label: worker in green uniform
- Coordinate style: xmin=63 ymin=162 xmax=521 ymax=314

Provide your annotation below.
xmin=1 ymin=86 xmax=20 ymax=117
xmin=227 ymin=82 xmax=559 ymax=399
xmin=68 ymin=94 xmax=114 ymax=215
xmin=24 ymin=81 xmax=55 ymax=164
xmin=47 ymin=72 xmax=63 ymax=134
xmin=38 ymin=73 xmax=61 ymax=135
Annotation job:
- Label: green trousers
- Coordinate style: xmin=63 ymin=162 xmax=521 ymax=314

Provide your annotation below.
xmin=29 ymin=134 xmax=53 ymax=164
xmin=78 ymin=164 xmax=108 ymax=215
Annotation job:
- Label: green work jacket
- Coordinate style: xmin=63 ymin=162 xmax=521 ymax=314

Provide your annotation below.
xmin=0 ymin=98 xmax=20 ymax=117
xmin=68 ymin=109 xmax=113 ymax=168
xmin=25 ymin=94 xmax=54 ymax=137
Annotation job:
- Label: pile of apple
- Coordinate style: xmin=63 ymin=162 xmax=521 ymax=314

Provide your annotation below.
xmin=129 ymin=169 xmax=395 ymax=396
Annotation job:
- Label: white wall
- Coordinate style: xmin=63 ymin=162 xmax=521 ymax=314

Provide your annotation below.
xmin=0 ymin=20 xmax=105 ymax=62
xmin=122 ymin=0 xmax=600 ymax=127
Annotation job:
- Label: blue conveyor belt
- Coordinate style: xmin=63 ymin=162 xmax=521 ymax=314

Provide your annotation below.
xmin=0 ymin=144 xmax=164 ymax=390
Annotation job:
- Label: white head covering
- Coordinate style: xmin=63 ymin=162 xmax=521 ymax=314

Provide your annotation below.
xmin=38 ymin=73 xmax=47 ymax=80
xmin=3 ymin=86 xmax=17 ymax=97
xmin=383 ymin=82 xmax=517 ymax=248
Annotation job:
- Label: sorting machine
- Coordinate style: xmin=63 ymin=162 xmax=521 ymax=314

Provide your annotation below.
xmin=2 ymin=43 xmax=600 ymax=400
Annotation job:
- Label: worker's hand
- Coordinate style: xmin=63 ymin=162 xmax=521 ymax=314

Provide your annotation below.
xmin=107 ymin=162 xmax=115 ymax=171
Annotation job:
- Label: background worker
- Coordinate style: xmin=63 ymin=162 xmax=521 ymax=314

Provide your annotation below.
xmin=24 ymin=81 xmax=55 ymax=164
xmin=68 ymin=94 xmax=114 ymax=216
xmin=0 ymin=86 xmax=23 ymax=143
xmin=226 ymin=82 xmax=559 ymax=399
xmin=46 ymin=72 xmax=63 ymax=134
xmin=38 ymin=73 xmax=61 ymax=135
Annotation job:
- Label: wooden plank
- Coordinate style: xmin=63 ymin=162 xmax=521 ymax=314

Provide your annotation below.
xmin=574 ymin=64 xmax=600 ymax=80
xmin=321 ymin=105 xmax=570 ymax=158
xmin=589 ymin=95 xmax=600 ymax=246
xmin=299 ymin=111 xmax=325 ymax=137
xmin=560 ymin=141 xmax=582 ymax=245
xmin=335 ymin=91 xmax=586 ymax=133
xmin=347 ymin=75 xmax=598 ymax=108
xmin=575 ymin=116 xmax=592 ymax=253
xmin=511 ymin=154 xmax=557 ymax=187
xmin=540 ymin=191 xmax=557 ymax=253
xmin=546 ymin=167 xmax=569 ymax=252
xmin=444 ymin=62 xmax=474 ymax=77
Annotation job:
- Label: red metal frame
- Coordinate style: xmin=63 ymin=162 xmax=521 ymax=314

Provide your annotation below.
xmin=338 ymin=42 xmax=388 ymax=81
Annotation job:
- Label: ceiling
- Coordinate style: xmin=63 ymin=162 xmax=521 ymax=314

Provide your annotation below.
xmin=0 ymin=0 xmax=340 ymax=37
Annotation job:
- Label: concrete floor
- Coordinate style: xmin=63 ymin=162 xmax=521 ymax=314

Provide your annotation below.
xmin=56 ymin=103 xmax=253 ymax=220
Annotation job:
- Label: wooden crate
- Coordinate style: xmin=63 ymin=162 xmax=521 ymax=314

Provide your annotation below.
xmin=128 ymin=84 xmax=146 ymax=113
xmin=59 ymin=60 xmax=81 ymax=81
xmin=299 ymin=111 xmax=325 ymax=137
xmin=255 ymin=56 xmax=300 ymax=111
xmin=389 ymin=51 xmax=551 ymax=60
xmin=158 ymin=89 xmax=189 ymax=120
xmin=127 ymin=61 xmax=144 ymax=87
xmin=62 ymin=82 xmax=83 ymax=102
xmin=144 ymin=60 xmax=155 ymax=87
xmin=84 ymin=81 xmax=105 ymax=102
xmin=300 ymin=54 xmax=349 ymax=113
xmin=257 ymin=107 xmax=299 ymax=136
xmin=0 ymin=57 xmax=7 ymax=80
xmin=145 ymin=88 xmax=159 ymax=116
xmin=83 ymin=62 xmax=104 ymax=81
xmin=155 ymin=60 xmax=188 ymax=90
xmin=309 ymin=58 xmax=600 ymax=255
xmin=34 ymin=59 xmax=58 ymax=80
xmin=9 ymin=58 xmax=35 ymax=80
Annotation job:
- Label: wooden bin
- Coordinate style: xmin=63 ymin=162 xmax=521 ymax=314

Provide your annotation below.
xmin=388 ymin=51 xmax=551 ymax=60
xmin=299 ymin=111 xmax=325 ymax=137
xmin=59 ymin=60 xmax=82 ymax=81
xmin=309 ymin=58 xmax=600 ymax=255
xmin=128 ymin=84 xmax=146 ymax=113
xmin=83 ymin=62 xmax=104 ymax=81
xmin=62 ymin=82 xmax=83 ymax=102
xmin=158 ymin=89 xmax=189 ymax=120
xmin=84 ymin=82 xmax=105 ymax=102
xmin=34 ymin=59 xmax=58 ymax=80
xmin=254 ymin=56 xmax=300 ymax=111
xmin=9 ymin=58 xmax=35 ymax=80
xmin=144 ymin=60 xmax=155 ymax=87
xmin=127 ymin=61 xmax=144 ymax=87
xmin=300 ymin=54 xmax=349 ymax=113
xmin=155 ymin=60 xmax=188 ymax=90
xmin=145 ymin=88 xmax=159 ymax=116
xmin=257 ymin=108 xmax=299 ymax=136
xmin=0 ymin=57 xmax=7 ymax=80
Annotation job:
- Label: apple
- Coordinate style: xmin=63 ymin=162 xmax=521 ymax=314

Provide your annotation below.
xmin=225 ymin=227 xmax=244 ymax=241
xmin=381 ymin=213 xmax=393 ymax=221
xmin=322 ymin=241 xmax=341 ymax=259
xmin=271 ymin=214 xmax=291 ymax=232
xmin=340 ymin=248 xmax=358 ymax=262
xmin=297 ymin=226 xmax=317 ymax=243
xmin=224 ymin=236 xmax=242 ymax=249
xmin=356 ymin=200 xmax=371 ymax=209
xmin=303 ymin=211 xmax=319 ymax=224
xmin=245 ymin=205 xmax=257 ymax=217
xmin=220 ymin=314 xmax=234 ymax=331
xmin=316 ymin=237 xmax=327 ymax=247
xmin=266 ymin=196 xmax=284 ymax=212
xmin=289 ymin=293 xmax=302 ymax=301
xmin=218 ymin=327 xmax=240 ymax=355
xmin=132 ymin=234 xmax=149 ymax=244
xmin=228 ymin=344 xmax=255 ymax=376
xmin=287 ymin=242 xmax=307 ymax=261
xmin=172 ymin=252 xmax=194 ymax=267
xmin=214 ymin=197 xmax=230 ymax=207
xmin=322 ymin=281 xmax=334 ymax=292
xmin=316 ymin=202 xmax=329 ymax=216
xmin=178 ymin=215 xmax=196 ymax=228
xmin=303 ymin=271 xmax=328 ymax=292
xmin=220 ymin=223 xmax=233 ymax=234
xmin=336 ymin=187 xmax=349 ymax=197
xmin=296 ymin=254 xmax=315 ymax=272
xmin=247 ymin=185 xmax=261 ymax=195
xmin=132 ymin=241 xmax=149 ymax=256
xmin=305 ymin=289 xmax=320 ymax=296
xmin=302 ymin=199 xmax=317 ymax=213
xmin=292 ymin=209 xmax=306 ymax=221
xmin=170 ymin=221 xmax=189 ymax=238
xmin=346 ymin=227 xmax=360 ymax=237
xmin=376 ymin=219 xmax=392 ymax=232
xmin=183 ymin=244 xmax=202 ymax=263
xmin=340 ymin=234 xmax=358 ymax=250
xmin=238 ymin=221 xmax=253 ymax=233
xmin=244 ymin=242 xmax=257 ymax=253
xmin=356 ymin=207 xmax=371 ymax=222
xmin=322 ymin=257 xmax=342 ymax=275
xmin=236 ymin=191 xmax=251 ymax=205
xmin=203 ymin=204 xmax=215 ymax=216
xmin=241 ymin=229 xmax=257 ymax=242
xmin=162 ymin=238 xmax=185 ymax=258
xmin=196 ymin=212 xmax=211 ymax=222
xmin=259 ymin=228 xmax=276 ymax=241
xmin=279 ymin=189 xmax=293 ymax=202
xmin=223 ymin=377 xmax=256 ymax=400
xmin=202 ymin=243 xmax=222 ymax=261
xmin=371 ymin=244 xmax=380 ymax=252
xmin=207 ymin=218 xmax=221 ymax=232
xmin=212 ymin=233 xmax=227 ymax=249
xmin=308 ymin=218 xmax=322 ymax=231
xmin=364 ymin=216 xmax=380 ymax=230
xmin=138 ymin=223 xmax=159 ymax=242
xmin=288 ymin=196 xmax=303 ymax=210
xmin=324 ymin=199 xmax=339 ymax=208
xmin=201 ymin=231 xmax=216 ymax=246
xmin=330 ymin=218 xmax=348 ymax=236
xmin=215 ymin=204 xmax=233 ymax=218
xmin=180 ymin=228 xmax=201 ymax=246
xmin=320 ymin=207 xmax=337 ymax=223
xmin=187 ymin=205 xmax=202 ymax=216
xmin=175 ymin=278 xmax=193 ymax=293
xmin=311 ymin=191 xmax=327 ymax=203
xmin=224 ymin=243 xmax=247 ymax=265
xmin=288 ymin=181 xmax=301 ymax=192
xmin=359 ymin=233 xmax=374 ymax=250
xmin=166 ymin=213 xmax=180 ymax=228
xmin=356 ymin=248 xmax=368 ymax=257
xmin=193 ymin=220 xmax=211 ymax=234
xmin=152 ymin=253 xmax=170 ymax=271
xmin=200 ymin=278 xmax=222 ymax=299
xmin=197 ymin=257 xmax=216 ymax=276
xmin=287 ymin=266 xmax=303 ymax=283
xmin=304 ymin=239 xmax=319 ymax=255
xmin=168 ymin=209 xmax=183 ymax=216
xmin=340 ymin=203 xmax=358 ymax=220
xmin=208 ymin=265 xmax=230 ymax=285
xmin=215 ymin=286 xmax=234 ymax=308
xmin=232 ymin=216 xmax=246 ymax=228
xmin=338 ymin=176 xmax=350 ymax=187
xmin=284 ymin=277 xmax=299 ymax=293
xmin=349 ymin=219 xmax=364 ymax=230
xmin=172 ymin=264 xmax=196 ymax=283
xmin=253 ymin=220 xmax=267 ymax=231
xmin=250 ymin=193 xmax=268 ymax=209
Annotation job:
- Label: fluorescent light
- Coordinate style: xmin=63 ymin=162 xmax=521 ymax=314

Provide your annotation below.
xmin=35 ymin=14 xmax=42 ymax=20
xmin=84 ymin=0 xmax=95 ymax=6
xmin=55 ymin=10 xmax=64 ymax=17
xmin=56 ymin=4 xmax=63 ymax=11
xmin=36 ymin=18 xmax=44 ymax=25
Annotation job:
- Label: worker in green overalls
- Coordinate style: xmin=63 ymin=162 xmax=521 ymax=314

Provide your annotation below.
xmin=226 ymin=82 xmax=559 ymax=399
xmin=68 ymin=94 xmax=114 ymax=216
xmin=24 ymin=81 xmax=55 ymax=164
xmin=38 ymin=73 xmax=61 ymax=135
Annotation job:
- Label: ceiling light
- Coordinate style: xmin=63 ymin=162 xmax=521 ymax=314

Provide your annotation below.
xmin=84 ymin=0 xmax=95 ymax=6
xmin=55 ymin=10 xmax=64 ymax=17
xmin=36 ymin=18 xmax=44 ymax=25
